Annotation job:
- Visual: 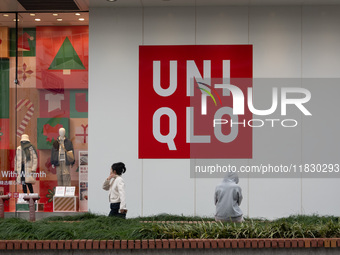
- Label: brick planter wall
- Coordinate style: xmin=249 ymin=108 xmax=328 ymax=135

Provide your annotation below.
xmin=0 ymin=238 xmax=339 ymax=250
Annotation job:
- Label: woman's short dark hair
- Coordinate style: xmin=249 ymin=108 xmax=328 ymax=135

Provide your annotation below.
xmin=111 ymin=162 xmax=126 ymax=176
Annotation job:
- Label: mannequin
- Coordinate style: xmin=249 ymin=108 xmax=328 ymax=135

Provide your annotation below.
xmin=51 ymin=128 xmax=75 ymax=186
xmin=15 ymin=134 xmax=38 ymax=193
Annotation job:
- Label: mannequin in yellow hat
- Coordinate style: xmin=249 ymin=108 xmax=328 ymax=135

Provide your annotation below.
xmin=15 ymin=134 xmax=38 ymax=193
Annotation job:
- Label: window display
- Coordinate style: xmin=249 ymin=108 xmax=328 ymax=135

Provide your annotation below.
xmin=0 ymin=13 xmax=89 ymax=213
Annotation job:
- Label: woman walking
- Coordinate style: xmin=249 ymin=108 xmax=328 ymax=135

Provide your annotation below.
xmin=102 ymin=162 xmax=127 ymax=218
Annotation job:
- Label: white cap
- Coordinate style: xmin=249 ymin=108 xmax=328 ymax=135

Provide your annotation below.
xmin=21 ymin=134 xmax=30 ymax=142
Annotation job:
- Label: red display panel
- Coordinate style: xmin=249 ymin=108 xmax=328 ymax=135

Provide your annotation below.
xmin=139 ymin=45 xmax=252 ymax=159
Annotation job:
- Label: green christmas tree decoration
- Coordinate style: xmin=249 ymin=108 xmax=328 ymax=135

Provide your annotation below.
xmin=48 ymin=37 xmax=85 ymax=71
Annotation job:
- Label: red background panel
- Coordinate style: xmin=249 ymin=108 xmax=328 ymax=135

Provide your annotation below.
xmin=139 ymin=45 xmax=252 ymax=159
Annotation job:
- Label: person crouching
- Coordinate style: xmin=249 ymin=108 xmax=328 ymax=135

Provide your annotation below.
xmin=214 ymin=172 xmax=244 ymax=223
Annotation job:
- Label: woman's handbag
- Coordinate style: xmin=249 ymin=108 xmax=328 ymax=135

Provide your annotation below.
xmin=66 ymin=150 xmax=75 ymax=162
xmin=61 ymin=143 xmax=75 ymax=162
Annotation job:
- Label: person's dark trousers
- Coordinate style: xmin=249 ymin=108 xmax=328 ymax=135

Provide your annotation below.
xmin=109 ymin=202 xmax=126 ymax=219
xmin=22 ymin=183 xmax=34 ymax=193
xmin=21 ymin=164 xmax=34 ymax=193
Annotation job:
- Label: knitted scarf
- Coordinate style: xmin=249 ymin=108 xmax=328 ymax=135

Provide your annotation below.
xmin=21 ymin=141 xmax=31 ymax=161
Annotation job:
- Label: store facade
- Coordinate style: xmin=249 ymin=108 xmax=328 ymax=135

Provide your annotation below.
xmin=88 ymin=3 xmax=340 ymax=219
xmin=1 ymin=0 xmax=340 ymax=219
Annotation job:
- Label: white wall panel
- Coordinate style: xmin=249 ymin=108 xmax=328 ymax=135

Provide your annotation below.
xmin=196 ymin=6 xmax=249 ymax=44
xmin=301 ymin=6 xmax=340 ymax=214
xmin=143 ymin=7 xmax=196 ymax=45
xmin=302 ymin=6 xmax=340 ymax=78
xmin=142 ymin=159 xmax=195 ymax=216
xmin=89 ymin=7 xmax=143 ymax=217
xmin=249 ymin=6 xmax=302 ymax=78
xmin=249 ymin=178 xmax=301 ymax=219
xmin=302 ymin=179 xmax=340 ymax=216
xmin=195 ymin=178 xmax=219 ymax=218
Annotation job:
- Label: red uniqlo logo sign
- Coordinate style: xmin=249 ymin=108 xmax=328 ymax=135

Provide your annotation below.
xmin=139 ymin=45 xmax=252 ymax=159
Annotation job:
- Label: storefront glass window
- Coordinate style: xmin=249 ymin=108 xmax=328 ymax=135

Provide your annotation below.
xmin=0 ymin=12 xmax=89 ymax=213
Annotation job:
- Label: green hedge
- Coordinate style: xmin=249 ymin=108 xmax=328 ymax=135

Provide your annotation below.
xmin=0 ymin=213 xmax=339 ymax=240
